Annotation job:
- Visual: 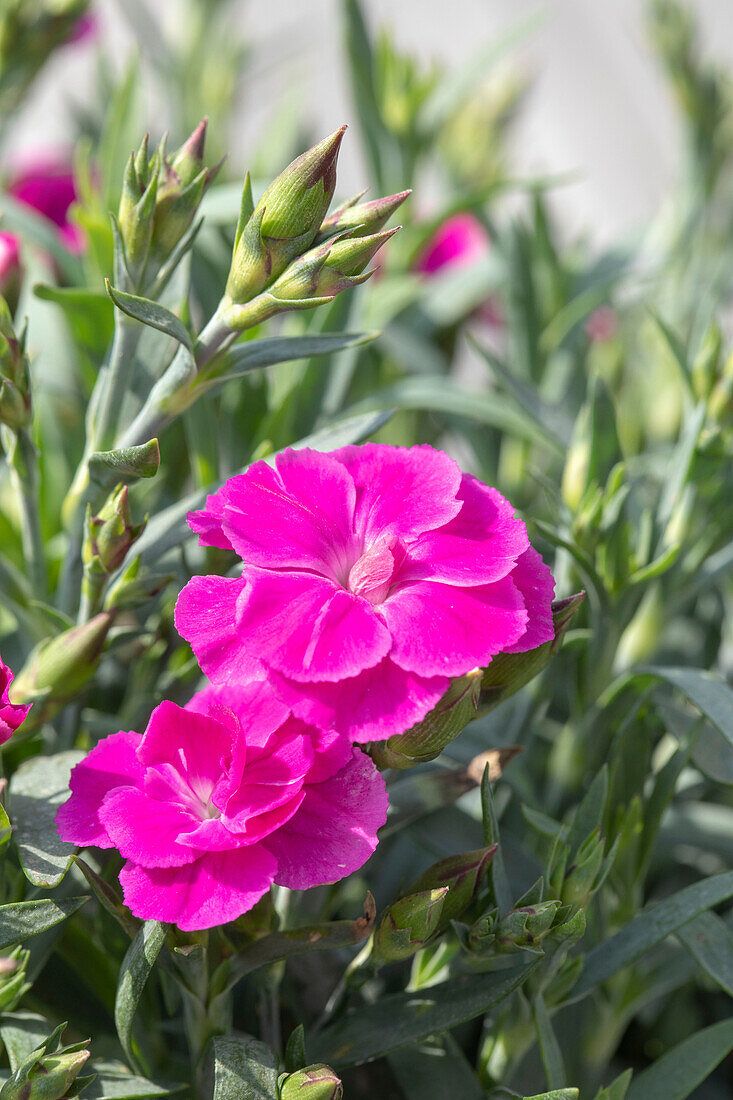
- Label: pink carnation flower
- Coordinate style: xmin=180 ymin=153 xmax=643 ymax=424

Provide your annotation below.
xmin=415 ymin=213 xmax=489 ymax=275
xmin=0 ymin=656 xmax=31 ymax=744
xmin=176 ymin=444 xmax=555 ymax=743
xmin=55 ymin=683 xmax=387 ymax=931
xmin=8 ymin=160 xmax=83 ymax=254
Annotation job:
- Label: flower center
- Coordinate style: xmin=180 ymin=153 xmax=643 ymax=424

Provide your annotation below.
xmin=346 ymin=536 xmax=405 ymax=606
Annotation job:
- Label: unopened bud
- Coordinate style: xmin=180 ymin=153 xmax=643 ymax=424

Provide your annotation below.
xmin=561 ymin=830 xmax=605 ymax=908
xmin=280 ymin=1064 xmax=343 ymax=1100
xmin=401 ymin=845 xmax=496 ymax=933
xmin=317 ymin=189 xmax=410 ymax=242
xmin=83 ymin=484 xmax=145 ymax=575
xmin=614 ymin=583 xmax=663 ymax=671
xmin=494 ymin=901 xmax=560 ymax=952
xmin=117 ymin=136 xmax=160 ymax=281
xmin=2 ymin=1036 xmax=90 ymax=1100
xmin=372 ymin=887 xmax=448 ymax=962
xmin=0 ymin=948 xmax=30 ymax=1012
xmin=150 ymin=120 xmax=221 ymax=264
xmin=9 ymin=611 xmax=114 ymax=705
xmin=479 ymin=592 xmax=585 ymax=711
xmin=226 ymin=127 xmax=346 ymax=305
xmin=708 ymin=352 xmax=733 ymax=423
xmin=270 ymin=227 xmax=397 ymax=302
xmin=369 ymin=668 xmax=482 ymax=770
xmin=692 ymin=322 xmax=722 ymax=401
xmin=0 ymin=296 xmax=30 ymax=429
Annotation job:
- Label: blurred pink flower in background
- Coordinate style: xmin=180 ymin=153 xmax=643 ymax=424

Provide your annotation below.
xmin=415 ymin=212 xmax=490 ymax=275
xmin=0 ymin=233 xmax=21 ymax=299
xmin=585 ymin=305 xmax=618 ymax=344
xmin=7 ymin=159 xmax=84 ymax=253
xmin=0 ymin=655 xmax=31 ymax=744
xmin=66 ymin=12 xmax=98 ymax=45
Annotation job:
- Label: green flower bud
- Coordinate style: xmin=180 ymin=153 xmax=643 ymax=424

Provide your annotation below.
xmin=0 ymin=297 xmax=30 ymax=430
xmin=317 ymin=189 xmax=410 ymax=242
xmin=692 ymin=321 xmax=722 ymax=401
xmin=103 ymin=557 xmax=173 ymax=611
xmin=479 ymin=592 xmax=585 ymax=712
xmin=9 ymin=611 xmax=114 ymax=706
xmin=401 ymin=845 xmax=496 ymax=933
xmin=708 ymin=352 xmax=733 ymax=423
xmin=1 ymin=1028 xmax=90 ymax=1100
xmin=226 ymin=127 xmax=346 ymax=305
xmin=561 ymin=830 xmax=605 ymax=908
xmin=372 ymin=887 xmax=448 ymax=962
xmin=269 ymin=227 xmax=397 ymax=302
xmin=0 ymin=948 xmax=31 ymax=1012
xmin=150 ymin=120 xmax=222 ymax=264
xmin=614 ymin=584 xmax=663 ymax=671
xmin=369 ymin=668 xmax=482 ymax=770
xmin=83 ymin=484 xmax=146 ymax=576
xmin=117 ymin=135 xmax=160 ymax=282
xmin=280 ymin=1064 xmax=343 ymax=1100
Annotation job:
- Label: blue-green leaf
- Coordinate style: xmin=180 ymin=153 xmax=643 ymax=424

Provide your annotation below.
xmin=626 ymin=1020 xmax=733 ymax=1100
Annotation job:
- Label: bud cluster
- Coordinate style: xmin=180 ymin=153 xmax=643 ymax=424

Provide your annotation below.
xmin=372 ymin=845 xmax=495 ymax=963
xmin=220 ymin=128 xmax=408 ymax=332
xmin=117 ymin=121 xmax=220 ymax=291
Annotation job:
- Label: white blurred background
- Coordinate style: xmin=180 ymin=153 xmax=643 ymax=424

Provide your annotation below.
xmin=11 ymin=0 xmax=733 ymax=244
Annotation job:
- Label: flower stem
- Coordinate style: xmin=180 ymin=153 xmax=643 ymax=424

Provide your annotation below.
xmin=7 ymin=427 xmax=46 ymax=597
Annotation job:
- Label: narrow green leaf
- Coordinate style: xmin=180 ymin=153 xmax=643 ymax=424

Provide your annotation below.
xmin=625 ymin=1020 xmax=733 ymax=1100
xmin=88 ymin=440 xmax=161 ymax=487
xmin=592 ymin=1068 xmax=632 ymax=1100
xmin=525 ymin=1092 xmax=579 ymax=1100
xmin=387 ymin=1034 xmax=484 ymax=1100
xmin=77 ymin=1061 xmax=184 ymax=1099
xmin=656 ymin=403 xmax=706 ymax=529
xmin=470 ymin=336 xmax=571 ymax=444
xmin=202 ymin=331 xmax=377 ymax=389
xmin=204 ymin=1035 xmax=278 ymax=1100
xmin=115 ymin=921 xmax=167 ymax=1073
xmin=638 ymin=665 xmax=733 ymax=750
xmin=676 ymin=910 xmax=733 ymax=997
xmin=573 ymin=872 xmax=733 ymax=998
xmin=481 ymin=769 xmax=512 ymax=916
xmin=566 ymin=766 xmax=607 ymax=858
xmin=105 ymin=283 xmax=194 ymax=355
xmin=0 ymin=897 xmax=87 ymax=949
xmin=342 ymin=0 xmax=395 ymax=192
xmin=350 ymin=376 xmax=563 ymax=451
xmin=311 ymin=961 xmax=537 ymax=1066
xmin=9 ymin=751 xmax=84 ymax=887
xmin=0 ymin=1012 xmax=51 ymax=1072
xmin=533 ymin=993 xmax=566 ymax=1089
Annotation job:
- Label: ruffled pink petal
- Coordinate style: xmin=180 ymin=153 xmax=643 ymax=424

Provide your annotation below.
xmin=267 ymin=749 xmax=388 ymax=890
xmin=139 ymin=700 xmax=239 ymax=806
xmin=119 ymin=846 xmax=277 ymax=932
xmin=503 ymin=546 xmax=556 ymax=653
xmin=98 ymin=787 xmax=200 ymax=868
xmin=332 ymin=444 xmax=462 ymax=544
xmin=403 ymin=475 xmax=529 ymax=586
xmin=55 ymin=731 xmax=144 ymax=848
xmin=237 ymin=568 xmax=391 ymax=682
xmin=0 ymin=657 xmax=30 ymax=745
xmin=175 ymin=575 xmax=262 ymax=683
xmin=382 ymin=576 xmax=528 ymax=677
xmin=220 ymin=449 xmax=357 ymax=578
xmin=188 ymin=488 xmax=234 ymax=550
xmin=306 ymin=728 xmax=354 ymax=783
xmin=186 ymin=679 xmax=291 ymax=750
xmin=415 ymin=213 xmax=489 ymax=275
xmin=224 ymin=731 xmax=313 ymax=819
xmin=273 ymin=658 xmax=449 ymax=744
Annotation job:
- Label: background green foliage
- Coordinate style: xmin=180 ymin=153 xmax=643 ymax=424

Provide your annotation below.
xmin=0 ymin=1 xmax=731 ymax=1097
